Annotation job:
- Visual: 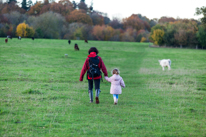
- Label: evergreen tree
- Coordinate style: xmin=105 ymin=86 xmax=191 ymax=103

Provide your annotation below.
xmin=21 ymin=0 xmax=29 ymax=10
xmin=27 ymin=0 xmax=33 ymax=8
xmin=72 ymin=1 xmax=77 ymax=9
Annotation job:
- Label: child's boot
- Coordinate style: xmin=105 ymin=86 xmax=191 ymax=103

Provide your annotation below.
xmin=88 ymin=90 xmax=93 ymax=103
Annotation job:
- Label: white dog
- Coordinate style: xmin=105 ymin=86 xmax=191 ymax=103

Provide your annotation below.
xmin=158 ymin=59 xmax=171 ymax=70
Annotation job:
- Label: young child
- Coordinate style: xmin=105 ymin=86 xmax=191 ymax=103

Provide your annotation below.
xmin=104 ymin=68 xmax=125 ymax=105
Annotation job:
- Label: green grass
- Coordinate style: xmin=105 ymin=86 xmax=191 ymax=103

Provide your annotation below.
xmin=0 ymin=38 xmax=206 ymax=136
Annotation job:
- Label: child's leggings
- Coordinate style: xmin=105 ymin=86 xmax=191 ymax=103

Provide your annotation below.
xmin=113 ymin=94 xmax=119 ymax=99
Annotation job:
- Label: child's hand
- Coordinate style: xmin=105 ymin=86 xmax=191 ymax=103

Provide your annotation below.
xmin=104 ymin=76 xmax=108 ymax=79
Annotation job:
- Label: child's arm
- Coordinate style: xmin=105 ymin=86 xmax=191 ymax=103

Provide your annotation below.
xmin=120 ymin=78 xmax=125 ymax=88
xmin=104 ymin=76 xmax=112 ymax=82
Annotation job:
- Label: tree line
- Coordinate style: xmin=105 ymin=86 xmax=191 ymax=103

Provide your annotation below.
xmin=0 ymin=0 xmax=206 ymax=48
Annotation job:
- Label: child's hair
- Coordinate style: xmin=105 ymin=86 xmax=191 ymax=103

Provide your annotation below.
xmin=112 ymin=68 xmax=120 ymax=75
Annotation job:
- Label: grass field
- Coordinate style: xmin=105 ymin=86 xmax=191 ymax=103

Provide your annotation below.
xmin=0 ymin=38 xmax=206 ymax=137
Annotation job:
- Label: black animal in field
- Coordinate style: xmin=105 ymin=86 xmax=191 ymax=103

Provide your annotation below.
xmin=74 ymin=43 xmax=79 ymax=51
xmin=85 ymin=39 xmax=88 ymax=43
xmin=68 ymin=40 xmax=71 ymax=44
xmin=32 ymin=37 xmax=34 ymax=40
xmin=5 ymin=39 xmax=8 ymax=43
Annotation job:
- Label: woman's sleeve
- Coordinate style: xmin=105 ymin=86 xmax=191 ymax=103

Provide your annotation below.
xmin=79 ymin=59 xmax=88 ymax=81
xmin=120 ymin=78 xmax=125 ymax=88
xmin=104 ymin=76 xmax=112 ymax=82
xmin=99 ymin=57 xmax=108 ymax=77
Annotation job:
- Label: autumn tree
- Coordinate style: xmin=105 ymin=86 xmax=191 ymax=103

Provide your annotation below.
xmin=1 ymin=2 xmax=25 ymax=14
xmin=78 ymin=1 xmax=87 ymax=13
xmin=16 ymin=22 xmax=34 ymax=37
xmin=27 ymin=2 xmax=43 ymax=15
xmin=174 ymin=29 xmax=186 ymax=48
xmin=121 ymin=28 xmax=136 ymax=42
xmin=66 ymin=9 xmax=93 ymax=25
xmin=92 ymin=25 xmax=104 ymax=40
xmin=90 ymin=11 xmax=104 ymax=25
xmin=158 ymin=16 xmax=176 ymax=24
xmin=122 ymin=14 xmax=145 ymax=31
xmin=109 ymin=18 xmax=123 ymax=29
xmin=151 ymin=29 xmax=165 ymax=45
xmin=140 ymin=37 xmax=146 ymax=42
xmin=136 ymin=29 xmax=149 ymax=42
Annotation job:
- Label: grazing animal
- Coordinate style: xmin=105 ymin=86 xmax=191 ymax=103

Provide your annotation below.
xmin=7 ymin=35 xmax=12 ymax=39
xmin=18 ymin=36 xmax=21 ymax=40
xmin=32 ymin=37 xmax=34 ymax=40
xmin=158 ymin=59 xmax=171 ymax=70
xmin=5 ymin=39 xmax=8 ymax=43
xmin=85 ymin=39 xmax=88 ymax=43
xmin=68 ymin=40 xmax=71 ymax=44
xmin=74 ymin=43 xmax=79 ymax=51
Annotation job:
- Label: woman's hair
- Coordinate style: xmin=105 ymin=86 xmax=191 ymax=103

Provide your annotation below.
xmin=88 ymin=47 xmax=99 ymax=54
xmin=112 ymin=68 xmax=120 ymax=75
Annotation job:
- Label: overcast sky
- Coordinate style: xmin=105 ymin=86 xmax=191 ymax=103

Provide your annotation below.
xmin=73 ymin=0 xmax=205 ymax=20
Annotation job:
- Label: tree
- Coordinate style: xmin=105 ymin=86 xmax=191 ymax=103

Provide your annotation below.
xmin=78 ymin=1 xmax=87 ymax=12
xmin=196 ymin=25 xmax=206 ymax=49
xmin=140 ymin=37 xmax=146 ymax=42
xmin=158 ymin=16 xmax=176 ymax=24
xmin=109 ymin=18 xmax=123 ymax=29
xmin=27 ymin=2 xmax=43 ymax=15
xmin=150 ymin=24 xmax=165 ymax=43
xmin=8 ymin=0 xmax=17 ymax=4
xmin=174 ymin=29 xmax=187 ymax=48
xmin=163 ymin=23 xmax=177 ymax=46
xmin=90 ymin=11 xmax=104 ymax=25
xmin=151 ymin=29 xmax=165 ymax=45
xmin=66 ymin=9 xmax=93 ymax=25
xmin=122 ymin=14 xmax=145 ymax=31
xmin=1 ymin=2 xmax=25 ymax=14
xmin=121 ymin=28 xmax=136 ymax=42
xmin=196 ymin=6 xmax=206 ymax=28
xmin=4 ymin=11 xmax=27 ymax=26
xmin=31 ymin=11 xmax=66 ymax=39
xmin=16 ymin=22 xmax=34 ymax=37
xmin=21 ymin=0 xmax=29 ymax=10
xmin=104 ymin=16 xmax=110 ymax=25
xmin=72 ymin=1 xmax=77 ymax=9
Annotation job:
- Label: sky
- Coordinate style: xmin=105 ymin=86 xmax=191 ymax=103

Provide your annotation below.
xmin=73 ymin=0 xmax=205 ymax=20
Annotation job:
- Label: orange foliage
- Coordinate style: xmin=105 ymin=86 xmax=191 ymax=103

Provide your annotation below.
xmin=66 ymin=9 xmax=93 ymax=25
xmin=28 ymin=1 xmax=73 ymax=16
xmin=1 ymin=2 xmax=25 ymax=14
xmin=122 ymin=14 xmax=145 ymax=31
xmin=27 ymin=2 xmax=43 ymax=15
xmin=158 ymin=17 xmax=176 ymax=24
xmin=92 ymin=25 xmax=114 ymax=40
